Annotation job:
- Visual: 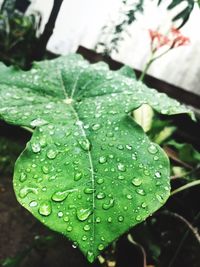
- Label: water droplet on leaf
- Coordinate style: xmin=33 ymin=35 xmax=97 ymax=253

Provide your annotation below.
xmin=136 ymin=188 xmax=146 ymax=196
xmin=132 ymin=178 xmax=142 ymax=186
xmin=83 ymin=224 xmax=91 ymax=231
xmin=39 ymin=201 xmax=52 ymax=216
xmin=102 ymin=198 xmax=114 ymax=210
xmin=96 ymin=192 xmax=106 ymax=199
xmin=47 ymin=148 xmax=58 ymax=159
xmin=118 ymin=215 xmax=124 ymax=222
xmin=117 ymin=163 xmax=126 ymax=172
xmin=77 ymin=208 xmax=92 ymax=221
xmin=74 ymin=172 xmax=82 ymax=181
xmin=31 ymin=143 xmax=41 ymax=153
xmin=148 ymin=144 xmax=158 ymax=154
xmin=78 ymin=139 xmax=91 ymax=151
xmin=99 ymin=156 xmax=107 ymax=164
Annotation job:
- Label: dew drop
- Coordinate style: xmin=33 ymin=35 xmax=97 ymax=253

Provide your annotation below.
xmin=154 ymin=155 xmax=159 ymax=161
xmin=74 ymin=172 xmax=82 ymax=181
xmin=148 ymin=144 xmax=158 ymax=154
xmin=78 ymin=139 xmax=91 ymax=151
xmin=19 ymin=187 xmax=37 ymax=198
xmin=39 ymin=138 xmax=47 ymax=147
xmin=102 ymin=198 xmax=114 ymax=210
xmin=42 ymin=166 xmax=49 ymax=174
xmin=52 ymin=190 xmax=70 ymax=202
xmin=144 ymin=170 xmax=150 ymax=176
xmin=19 ymin=172 xmax=27 ymax=182
xmin=98 ymin=244 xmax=104 ymax=251
xmin=126 ymin=144 xmax=132 ymax=150
xmin=64 ymin=216 xmax=69 ymax=222
xmin=77 ymin=208 xmax=92 ymax=221
xmin=97 ymin=178 xmax=104 ymax=184
xmin=30 ymin=118 xmax=48 ymax=127
xmin=99 ymin=156 xmax=107 ymax=164
xmin=117 ymin=163 xmax=126 ymax=172
xmin=107 ymin=217 xmax=112 ymax=223
xmin=117 ymin=144 xmax=124 ymax=150
xmin=132 ymin=154 xmax=137 ymax=160
xmin=29 ymin=201 xmax=38 ymax=207
xmin=47 ymin=148 xmax=58 ymax=159
xmin=84 ymin=188 xmax=95 ymax=194
xmin=83 ymin=224 xmax=91 ymax=231
xmin=82 ymin=235 xmax=87 ymax=241
xmin=31 ymin=143 xmax=41 ymax=153
xmin=72 ymin=242 xmax=78 ymax=248
xmin=92 ymin=124 xmax=101 ymax=131
xmin=141 ymin=202 xmax=147 ymax=208
xmin=132 ymin=178 xmax=142 ymax=186
xmin=107 ymin=132 xmax=114 ymax=137
xmin=156 ymin=194 xmax=165 ymax=203
xmin=38 ymin=201 xmax=52 ymax=216
xmin=136 ymin=215 xmax=142 ymax=221
xmin=126 ymin=194 xmax=133 ymax=200
xmin=155 ymin=171 xmax=161 ymax=178
xmin=118 ymin=215 xmax=124 ymax=222
xmin=118 ymin=175 xmax=124 ymax=180
xmin=96 ymin=217 xmax=101 ymax=223
xmin=136 ymin=188 xmax=146 ymax=196
xmin=67 ymin=226 xmax=73 ymax=232
xmin=58 ymin=211 xmax=64 ymax=218
xmin=96 ymin=192 xmax=106 ymax=199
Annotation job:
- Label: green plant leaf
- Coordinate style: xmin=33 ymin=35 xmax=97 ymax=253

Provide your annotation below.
xmin=133 ymin=104 xmax=154 ymax=133
xmin=0 ymin=54 xmax=193 ymax=262
xmin=167 ymin=140 xmax=200 ymax=165
xmin=158 ymin=0 xmax=194 ymax=28
xmin=117 ymin=65 xmax=137 ymax=79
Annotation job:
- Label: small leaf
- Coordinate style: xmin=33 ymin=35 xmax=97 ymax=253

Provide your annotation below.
xmin=133 ymin=104 xmax=154 ymax=133
xmin=167 ymin=140 xmax=200 ymax=165
xmin=117 ymin=65 xmax=137 ymax=79
xmin=158 ymin=0 xmax=194 ymax=28
xmin=0 ymin=54 xmax=193 ymax=262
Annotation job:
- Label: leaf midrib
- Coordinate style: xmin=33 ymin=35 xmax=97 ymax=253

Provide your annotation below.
xmin=59 ymin=71 xmax=96 ymax=252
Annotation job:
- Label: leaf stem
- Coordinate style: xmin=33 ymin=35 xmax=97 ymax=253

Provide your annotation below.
xmin=162 ymin=211 xmax=200 ymax=267
xmin=139 ymin=53 xmax=154 ymax=81
xmin=139 ymin=47 xmax=171 ymax=81
xmin=170 ymin=180 xmax=200 ymax=196
xmin=127 ymin=234 xmax=147 ymax=267
xmin=21 ymin=126 xmax=34 ymax=133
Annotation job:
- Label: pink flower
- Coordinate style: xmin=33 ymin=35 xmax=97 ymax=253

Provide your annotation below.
xmin=149 ymin=27 xmax=190 ymax=51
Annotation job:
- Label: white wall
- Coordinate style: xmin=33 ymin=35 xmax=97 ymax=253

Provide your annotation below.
xmin=0 ymin=0 xmax=200 ymax=95
xmin=26 ymin=0 xmax=200 ymax=95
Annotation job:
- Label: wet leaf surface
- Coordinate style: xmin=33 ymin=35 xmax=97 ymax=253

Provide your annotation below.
xmin=0 ymin=54 xmax=193 ymax=261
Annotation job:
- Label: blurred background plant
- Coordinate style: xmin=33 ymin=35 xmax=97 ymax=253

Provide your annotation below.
xmin=0 ymin=0 xmax=64 ymax=69
xmin=0 ymin=0 xmax=39 ymax=68
xmin=96 ymin=0 xmax=196 ymax=56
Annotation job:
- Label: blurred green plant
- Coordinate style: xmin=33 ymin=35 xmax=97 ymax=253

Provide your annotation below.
xmin=96 ymin=0 xmax=197 ymax=56
xmin=0 ymin=6 xmax=39 ymax=68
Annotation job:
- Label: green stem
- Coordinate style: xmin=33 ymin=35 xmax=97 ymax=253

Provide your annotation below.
xmin=166 ymin=211 xmax=200 ymax=267
xmin=171 ymin=180 xmax=200 ymax=196
xmin=21 ymin=126 xmax=34 ymax=133
xmin=139 ymin=58 xmax=154 ymax=81
xmin=139 ymin=47 xmax=172 ymax=82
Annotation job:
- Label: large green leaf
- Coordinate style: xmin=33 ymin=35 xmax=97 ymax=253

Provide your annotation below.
xmin=0 ymin=54 xmax=193 ymax=262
